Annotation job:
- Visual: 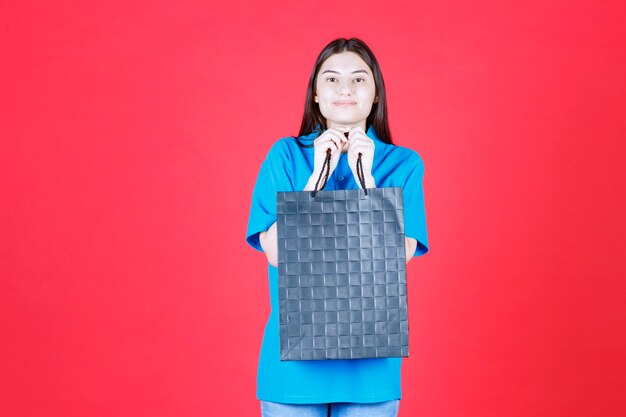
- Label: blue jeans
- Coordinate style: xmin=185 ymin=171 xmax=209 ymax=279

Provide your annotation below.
xmin=260 ymin=400 xmax=400 ymax=417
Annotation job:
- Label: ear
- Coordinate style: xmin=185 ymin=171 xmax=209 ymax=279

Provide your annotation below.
xmin=314 ymin=96 xmax=319 ymax=103
xmin=374 ymin=96 xmax=379 ymax=103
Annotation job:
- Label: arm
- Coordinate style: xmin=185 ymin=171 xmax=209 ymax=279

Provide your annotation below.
xmin=259 ymin=222 xmax=278 ymax=267
xmin=262 ymin=227 xmax=418 ymax=267
xmin=256 ymin=131 xmax=347 ymax=267
xmin=346 ymin=138 xmax=415 ymax=264
xmin=405 ymin=237 xmax=417 ymax=264
xmin=259 ymin=173 xmax=322 ymax=268
xmin=261 ymin=174 xmax=419 ymax=267
xmin=258 ymin=132 xmax=424 ymax=267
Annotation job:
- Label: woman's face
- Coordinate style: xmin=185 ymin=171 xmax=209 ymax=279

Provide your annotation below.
xmin=315 ymin=51 xmax=378 ymax=134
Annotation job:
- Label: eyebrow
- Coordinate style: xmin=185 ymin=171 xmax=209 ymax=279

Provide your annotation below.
xmin=321 ymin=69 xmax=370 ymax=75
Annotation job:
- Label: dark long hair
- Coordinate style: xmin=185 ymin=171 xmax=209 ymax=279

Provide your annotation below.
xmin=296 ymin=38 xmax=393 ymax=146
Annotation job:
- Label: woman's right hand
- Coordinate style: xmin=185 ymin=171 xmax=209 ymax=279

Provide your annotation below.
xmin=304 ymin=128 xmax=347 ymax=191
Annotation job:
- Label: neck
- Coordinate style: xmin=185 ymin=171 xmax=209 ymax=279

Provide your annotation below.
xmin=327 ymin=120 xmax=366 ymax=133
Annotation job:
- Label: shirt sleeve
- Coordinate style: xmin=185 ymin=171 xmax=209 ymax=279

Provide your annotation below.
xmin=402 ymin=153 xmax=429 ymax=257
xmin=245 ymin=140 xmax=294 ymax=252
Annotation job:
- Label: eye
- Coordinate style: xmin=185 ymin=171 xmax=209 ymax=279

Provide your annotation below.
xmin=326 ymin=77 xmax=337 ymax=82
xmin=354 ymin=77 xmax=366 ymax=83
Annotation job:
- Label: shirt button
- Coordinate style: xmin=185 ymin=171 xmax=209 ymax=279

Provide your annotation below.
xmin=339 ymin=176 xmax=344 ymax=181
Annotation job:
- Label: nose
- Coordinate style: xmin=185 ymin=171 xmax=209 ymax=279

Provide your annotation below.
xmin=337 ymin=80 xmax=353 ymax=95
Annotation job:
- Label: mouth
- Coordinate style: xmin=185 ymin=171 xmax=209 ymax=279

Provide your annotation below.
xmin=334 ymin=101 xmax=357 ymax=106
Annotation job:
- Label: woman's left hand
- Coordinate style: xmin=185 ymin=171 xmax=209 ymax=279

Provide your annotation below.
xmin=346 ymin=126 xmax=376 ymax=189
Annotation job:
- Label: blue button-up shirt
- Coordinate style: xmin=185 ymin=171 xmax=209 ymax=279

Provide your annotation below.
xmin=246 ymin=125 xmax=429 ymax=403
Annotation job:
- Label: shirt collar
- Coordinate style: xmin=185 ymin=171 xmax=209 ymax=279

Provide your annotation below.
xmin=366 ymin=124 xmax=383 ymax=146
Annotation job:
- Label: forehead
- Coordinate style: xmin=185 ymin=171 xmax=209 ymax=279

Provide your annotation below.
xmin=318 ymin=52 xmax=372 ymax=75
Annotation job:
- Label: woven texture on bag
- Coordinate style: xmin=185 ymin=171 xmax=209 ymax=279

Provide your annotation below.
xmin=277 ymin=187 xmax=408 ymax=361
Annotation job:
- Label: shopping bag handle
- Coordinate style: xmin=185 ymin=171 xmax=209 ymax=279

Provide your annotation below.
xmin=356 ymin=152 xmax=368 ymax=192
xmin=311 ymin=149 xmax=368 ymax=198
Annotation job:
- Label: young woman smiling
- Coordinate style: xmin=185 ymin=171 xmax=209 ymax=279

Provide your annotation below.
xmin=246 ymin=38 xmax=429 ymax=417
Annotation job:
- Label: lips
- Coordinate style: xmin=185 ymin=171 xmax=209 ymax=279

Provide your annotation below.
xmin=334 ymin=101 xmax=357 ymax=106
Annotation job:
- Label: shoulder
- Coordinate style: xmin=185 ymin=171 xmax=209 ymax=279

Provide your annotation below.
xmin=381 ymin=143 xmax=425 ymax=172
xmin=264 ymin=136 xmax=302 ymax=162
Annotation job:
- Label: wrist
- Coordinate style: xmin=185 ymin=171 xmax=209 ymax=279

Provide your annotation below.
xmin=354 ymin=172 xmax=376 ymax=188
xmin=364 ymin=174 xmax=376 ymax=188
xmin=304 ymin=171 xmax=322 ymax=191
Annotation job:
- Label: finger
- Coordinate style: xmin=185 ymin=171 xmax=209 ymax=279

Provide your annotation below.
xmin=349 ymin=138 xmax=374 ymax=152
xmin=348 ymin=142 xmax=371 ymax=154
xmin=350 ymin=134 xmax=374 ymax=146
xmin=348 ymin=135 xmax=370 ymax=147
xmin=348 ymin=126 xmax=365 ymax=135
xmin=326 ymin=128 xmax=347 ymax=139
xmin=329 ymin=127 xmax=350 ymax=135
xmin=346 ymin=137 xmax=363 ymax=148
xmin=317 ymin=129 xmax=342 ymax=141
xmin=333 ymin=134 xmax=348 ymax=150
xmin=348 ymin=127 xmax=366 ymax=139
xmin=327 ymin=130 xmax=347 ymax=145
xmin=327 ymin=128 xmax=349 ymax=145
xmin=349 ymin=147 xmax=372 ymax=162
xmin=316 ymin=135 xmax=340 ymax=150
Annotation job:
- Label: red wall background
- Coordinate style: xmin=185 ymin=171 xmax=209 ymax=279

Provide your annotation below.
xmin=2 ymin=1 xmax=625 ymax=416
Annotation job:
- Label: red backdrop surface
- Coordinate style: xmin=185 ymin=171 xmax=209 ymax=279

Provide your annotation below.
xmin=1 ymin=1 xmax=625 ymax=416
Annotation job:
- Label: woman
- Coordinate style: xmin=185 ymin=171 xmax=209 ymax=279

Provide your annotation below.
xmin=246 ymin=38 xmax=429 ymax=417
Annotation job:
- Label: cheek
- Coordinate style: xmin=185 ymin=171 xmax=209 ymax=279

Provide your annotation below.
xmin=316 ymin=81 xmax=332 ymax=95
xmin=318 ymin=88 xmax=334 ymax=100
xmin=358 ymin=87 xmax=376 ymax=102
xmin=358 ymin=97 xmax=376 ymax=111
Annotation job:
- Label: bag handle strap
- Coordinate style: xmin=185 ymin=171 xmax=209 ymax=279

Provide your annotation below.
xmin=311 ymin=148 xmax=332 ymax=198
xmin=311 ymin=149 xmax=368 ymax=198
xmin=356 ymin=152 xmax=368 ymax=195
